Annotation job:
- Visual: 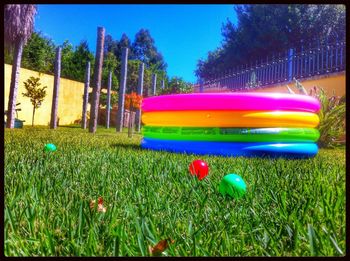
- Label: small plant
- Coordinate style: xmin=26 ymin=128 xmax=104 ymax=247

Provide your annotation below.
xmin=245 ymin=71 xmax=262 ymax=89
xmin=287 ymin=79 xmax=346 ymax=148
xmin=22 ymin=76 xmax=47 ymax=126
xmin=124 ymin=92 xmax=142 ymax=138
xmin=99 ymin=92 xmax=119 ymax=108
xmin=309 ymin=86 xmax=345 ymax=148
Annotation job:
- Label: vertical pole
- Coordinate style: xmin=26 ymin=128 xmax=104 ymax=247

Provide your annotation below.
xmin=152 ymin=73 xmax=157 ymax=96
xmin=116 ymin=47 xmax=128 ymax=132
xmin=81 ymin=61 xmax=90 ymax=129
xmin=6 ymin=39 xmax=24 ymax=128
xmin=135 ymin=62 xmax=144 ymax=133
xmin=106 ymin=70 xmax=112 ymax=128
xmin=89 ymin=27 xmax=105 ymax=133
xmin=199 ymin=79 xmax=204 ymax=93
xmin=161 ymin=79 xmax=165 ymax=89
xmin=50 ymin=47 xmax=61 ymax=129
xmin=288 ymin=48 xmax=294 ymax=82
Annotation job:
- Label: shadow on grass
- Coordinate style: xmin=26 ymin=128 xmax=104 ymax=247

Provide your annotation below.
xmin=59 ymin=125 xmax=81 ymax=129
xmin=111 ymin=142 xmax=143 ymax=151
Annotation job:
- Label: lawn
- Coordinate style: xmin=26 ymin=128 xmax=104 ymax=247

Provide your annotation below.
xmin=4 ymin=126 xmax=346 ymax=256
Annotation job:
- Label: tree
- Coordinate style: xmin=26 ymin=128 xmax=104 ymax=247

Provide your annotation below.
xmin=104 ymin=34 xmax=119 ymax=56
xmin=21 ymin=31 xmax=56 ymax=74
xmin=126 ymin=60 xmax=142 ymax=93
xmin=159 ymin=77 xmax=193 ymax=95
xmin=196 ymin=4 xmax=346 ymax=81
xmin=70 ymin=40 xmax=95 ymax=82
xmin=60 ymin=40 xmax=75 ymax=80
xmin=132 ymin=29 xmax=167 ymax=71
xmin=124 ymin=92 xmax=142 ymax=138
xmin=22 ymin=76 xmax=47 ymax=126
xmin=118 ymin=33 xmax=133 ymax=58
xmin=101 ymin=51 xmax=119 ymax=90
xmin=98 ymin=92 xmax=119 ymax=107
xmin=5 ymin=4 xmax=37 ymax=128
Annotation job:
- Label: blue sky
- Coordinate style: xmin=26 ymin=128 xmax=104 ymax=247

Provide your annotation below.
xmin=34 ymin=4 xmax=237 ymax=83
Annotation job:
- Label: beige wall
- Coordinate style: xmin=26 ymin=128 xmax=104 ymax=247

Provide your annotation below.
xmin=195 ymin=72 xmax=346 ymax=97
xmin=4 ymin=64 xmax=94 ymax=126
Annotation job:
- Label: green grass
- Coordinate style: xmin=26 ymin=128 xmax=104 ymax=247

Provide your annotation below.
xmin=4 ymin=125 xmax=346 ymax=256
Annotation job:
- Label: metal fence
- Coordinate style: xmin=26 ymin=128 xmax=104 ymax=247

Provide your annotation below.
xmin=197 ymin=39 xmax=346 ymax=92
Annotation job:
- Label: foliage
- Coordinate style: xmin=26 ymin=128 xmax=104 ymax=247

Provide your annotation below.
xmin=21 ymin=31 xmax=56 ymax=74
xmin=4 ymin=4 xmax=37 ymax=128
xmin=196 ymin=4 xmax=346 ymax=80
xmin=131 ymin=29 xmax=167 ymax=71
xmin=159 ymin=77 xmax=193 ymax=95
xmin=60 ymin=40 xmax=95 ymax=82
xmin=245 ymin=71 xmax=262 ymax=89
xmin=101 ymin=52 xmax=119 ymax=90
xmin=22 ymin=76 xmax=47 ymax=126
xmin=308 ymin=86 xmax=346 ymax=148
xmin=124 ymin=92 xmax=142 ymax=137
xmin=4 ymin=4 xmax=37 ymax=49
xmin=99 ymin=92 xmax=119 ymax=108
xmin=124 ymin=92 xmax=142 ymax=111
xmin=4 ymin=126 xmax=346 ymax=256
xmin=126 ymin=60 xmax=142 ymax=93
xmin=287 ymin=80 xmax=346 ymax=148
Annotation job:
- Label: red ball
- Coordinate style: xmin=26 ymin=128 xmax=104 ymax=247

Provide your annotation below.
xmin=189 ymin=160 xmax=209 ymax=180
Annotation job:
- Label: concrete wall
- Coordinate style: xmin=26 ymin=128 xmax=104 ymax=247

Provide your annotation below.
xmin=4 ymin=64 xmax=92 ymax=125
xmin=195 ymin=72 xmax=346 ymax=97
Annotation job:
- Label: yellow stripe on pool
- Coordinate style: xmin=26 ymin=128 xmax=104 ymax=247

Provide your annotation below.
xmin=141 ymin=110 xmax=320 ymax=128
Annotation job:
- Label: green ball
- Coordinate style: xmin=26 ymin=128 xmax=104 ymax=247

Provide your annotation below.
xmin=44 ymin=143 xmax=57 ymax=152
xmin=219 ymin=174 xmax=247 ymax=199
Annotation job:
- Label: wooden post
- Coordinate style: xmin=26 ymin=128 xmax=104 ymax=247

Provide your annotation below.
xmin=89 ymin=27 xmax=105 ymax=133
xmin=135 ymin=62 xmax=144 ymax=133
xmin=81 ymin=61 xmax=90 ymax=129
xmin=106 ymin=70 xmax=112 ymax=128
xmin=152 ymin=73 xmax=157 ymax=96
xmin=116 ymin=47 xmax=128 ymax=132
xmin=50 ymin=46 xmax=61 ymax=129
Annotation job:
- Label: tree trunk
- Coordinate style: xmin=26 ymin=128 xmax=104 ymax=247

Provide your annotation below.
xmin=82 ymin=61 xmax=90 ymax=129
xmin=135 ymin=62 xmax=144 ymax=132
xmin=32 ymin=105 xmax=35 ymax=126
xmin=89 ymin=27 xmax=105 ymax=133
xmin=128 ymin=110 xmax=133 ymax=138
xmin=6 ymin=39 xmax=24 ymax=129
xmin=106 ymin=70 xmax=112 ymax=128
xmin=50 ymin=47 xmax=61 ymax=129
xmin=116 ymin=47 xmax=128 ymax=132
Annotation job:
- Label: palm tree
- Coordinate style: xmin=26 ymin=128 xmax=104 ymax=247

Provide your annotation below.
xmin=4 ymin=4 xmax=37 ymax=128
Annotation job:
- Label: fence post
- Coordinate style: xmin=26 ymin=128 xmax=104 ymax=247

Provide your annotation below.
xmin=199 ymin=79 xmax=204 ymax=93
xmin=50 ymin=46 xmax=62 ymax=129
xmin=106 ymin=70 xmax=112 ymax=128
xmin=135 ymin=62 xmax=144 ymax=133
xmin=116 ymin=47 xmax=128 ymax=132
xmin=152 ymin=73 xmax=157 ymax=96
xmin=288 ymin=48 xmax=294 ymax=82
xmin=81 ymin=61 xmax=90 ymax=129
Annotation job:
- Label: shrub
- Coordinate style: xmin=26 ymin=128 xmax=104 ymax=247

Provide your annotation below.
xmin=309 ymin=86 xmax=346 ymax=148
xmin=288 ymin=80 xmax=346 ymax=148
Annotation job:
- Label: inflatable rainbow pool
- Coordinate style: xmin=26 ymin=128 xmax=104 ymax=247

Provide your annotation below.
xmin=140 ymin=93 xmax=321 ymax=158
